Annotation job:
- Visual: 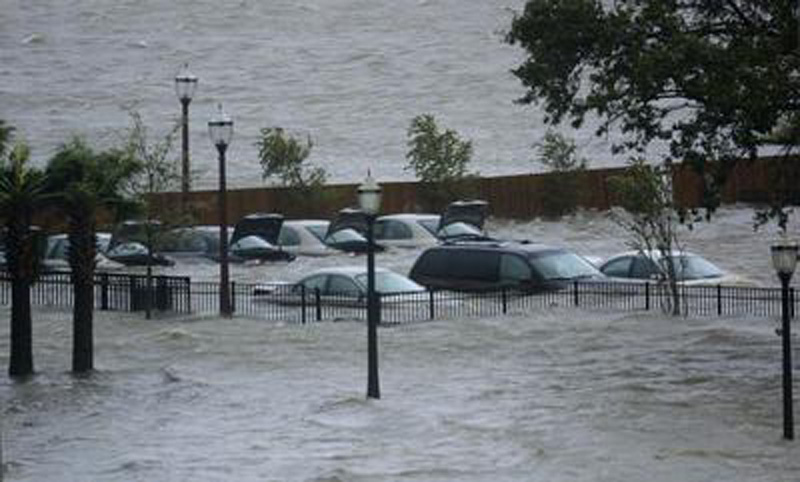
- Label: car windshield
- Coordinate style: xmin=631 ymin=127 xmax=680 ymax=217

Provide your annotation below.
xmin=438 ymin=222 xmax=482 ymax=239
xmin=355 ymin=271 xmax=424 ymax=294
xmin=327 ymin=228 xmax=365 ymax=243
xmin=661 ymin=255 xmax=724 ymax=280
xmin=418 ymin=218 xmax=440 ymax=236
xmin=305 ymin=224 xmax=329 ymax=243
xmin=232 ymin=235 xmax=273 ymax=250
xmin=529 ymin=250 xmax=601 ymax=281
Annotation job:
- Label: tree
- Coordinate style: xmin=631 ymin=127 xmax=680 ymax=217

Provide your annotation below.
xmin=45 ymin=138 xmax=140 ymax=373
xmin=506 ymin=1 xmax=800 ymax=215
xmin=405 ymin=114 xmax=476 ymax=210
xmin=121 ymin=111 xmax=181 ymax=319
xmin=533 ymin=130 xmax=588 ymax=217
xmin=256 ymin=127 xmax=329 ymax=215
xmin=0 ymin=120 xmax=13 ymax=159
xmin=0 ymin=136 xmax=46 ymax=377
xmin=608 ymin=158 xmax=686 ymax=315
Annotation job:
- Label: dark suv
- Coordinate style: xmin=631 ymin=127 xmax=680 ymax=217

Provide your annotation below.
xmin=408 ymin=241 xmax=604 ymax=292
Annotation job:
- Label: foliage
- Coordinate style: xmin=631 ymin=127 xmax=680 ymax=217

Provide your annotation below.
xmin=46 ymin=137 xmax=141 ymax=372
xmin=533 ymin=131 xmax=587 ymax=217
xmin=256 ymin=127 xmax=329 ymax=215
xmin=0 ymin=119 xmax=14 ymax=160
xmin=120 ymin=111 xmax=180 ymax=318
xmin=0 ymin=128 xmax=46 ymax=377
xmin=405 ymin=114 xmax=477 ymax=210
xmin=608 ymin=158 xmax=684 ymax=315
xmin=506 ymin=1 xmax=800 ymax=217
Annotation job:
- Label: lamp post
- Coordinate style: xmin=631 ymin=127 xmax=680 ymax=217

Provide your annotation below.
xmin=358 ymin=171 xmax=382 ymax=399
xmin=175 ymin=63 xmax=198 ymax=213
xmin=772 ymin=240 xmax=798 ymax=440
xmin=209 ymin=104 xmax=233 ymax=317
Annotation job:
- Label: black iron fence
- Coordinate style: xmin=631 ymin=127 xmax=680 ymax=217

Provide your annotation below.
xmin=0 ymin=271 xmax=192 ymax=313
xmin=0 ymin=274 xmax=794 ymax=323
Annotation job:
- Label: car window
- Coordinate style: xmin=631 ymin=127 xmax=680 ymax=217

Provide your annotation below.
xmin=630 ymin=256 xmax=659 ymax=279
xmin=296 ymin=274 xmax=328 ymax=294
xmin=327 ymin=228 xmax=365 ymax=243
xmin=662 ymin=255 xmax=724 ymax=280
xmin=278 ymin=226 xmax=300 ymax=246
xmin=306 ymin=224 xmax=328 ymax=242
xmin=412 ymin=249 xmax=450 ymax=277
xmin=499 ymin=254 xmax=531 ymax=281
xmin=528 ymin=250 xmax=600 ymax=280
xmin=375 ymin=220 xmax=413 ymax=240
xmin=438 ymin=222 xmax=482 ymax=239
xmin=452 ymin=250 xmax=498 ymax=281
xmin=327 ymin=275 xmax=362 ymax=296
xmin=356 ymin=271 xmax=424 ymax=293
xmin=601 ymin=256 xmax=633 ymax=277
xmin=418 ymin=218 xmax=439 ymax=236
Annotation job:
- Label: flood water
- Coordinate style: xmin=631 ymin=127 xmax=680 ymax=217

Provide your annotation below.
xmin=3 ymin=206 xmax=800 ymax=481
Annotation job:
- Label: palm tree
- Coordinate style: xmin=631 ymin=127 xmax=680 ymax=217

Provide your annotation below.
xmin=0 ymin=140 xmax=46 ymax=377
xmin=46 ymin=138 xmax=140 ymax=373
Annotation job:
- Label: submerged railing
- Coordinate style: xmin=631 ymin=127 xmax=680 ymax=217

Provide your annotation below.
xmin=0 ymin=274 xmax=793 ymax=323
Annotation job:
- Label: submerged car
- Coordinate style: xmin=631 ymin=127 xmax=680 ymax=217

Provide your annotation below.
xmin=324 ymin=208 xmax=384 ymax=254
xmin=43 ymin=233 xmax=124 ymax=271
xmin=598 ymin=250 xmax=755 ymax=286
xmin=107 ymin=221 xmax=175 ymax=266
xmin=229 ymin=213 xmax=296 ymax=262
xmin=277 ymin=220 xmax=336 ymax=257
xmin=409 ymin=240 xmax=604 ymax=293
xmin=374 ymin=200 xmax=489 ymax=249
xmin=253 ymin=266 xmax=425 ymax=306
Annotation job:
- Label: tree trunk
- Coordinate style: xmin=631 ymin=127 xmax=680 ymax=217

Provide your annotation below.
xmin=71 ymin=277 xmax=94 ymax=373
xmin=8 ymin=278 xmax=33 ymax=377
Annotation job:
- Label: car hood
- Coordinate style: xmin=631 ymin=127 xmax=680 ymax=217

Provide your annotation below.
xmin=230 ymin=213 xmax=284 ymax=245
xmin=326 ymin=208 xmax=368 ymax=238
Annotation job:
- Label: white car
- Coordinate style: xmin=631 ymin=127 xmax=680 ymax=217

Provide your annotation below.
xmin=253 ymin=266 xmax=426 ymax=306
xmin=374 ymin=213 xmax=485 ymax=249
xmin=43 ymin=233 xmax=124 ymax=271
xmin=598 ymin=250 xmax=755 ymax=286
xmin=277 ymin=220 xmax=335 ymax=256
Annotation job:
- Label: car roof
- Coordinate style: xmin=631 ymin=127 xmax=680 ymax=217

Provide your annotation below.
xmin=283 ymin=219 xmax=329 ymax=226
xmin=377 ymin=213 xmax=439 ymax=221
xmin=303 ymin=266 xmax=392 ymax=277
xmin=609 ymin=249 xmax=700 ymax=260
xmin=434 ymin=240 xmax=562 ymax=255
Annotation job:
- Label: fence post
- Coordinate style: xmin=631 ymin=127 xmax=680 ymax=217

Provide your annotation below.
xmin=185 ymin=277 xmax=192 ymax=313
xmin=301 ymin=285 xmax=307 ymax=324
xmin=315 ymin=288 xmax=322 ymax=321
xmin=573 ymin=281 xmax=579 ymax=307
xmin=717 ymin=284 xmax=723 ymax=316
xmin=230 ymin=281 xmax=236 ymax=314
xmin=100 ymin=272 xmax=109 ymax=311
xmin=376 ymin=293 xmax=382 ymax=325
xmin=645 ymin=282 xmax=650 ymax=311
xmin=429 ymin=290 xmax=435 ymax=321
xmin=502 ymin=286 xmax=508 ymax=314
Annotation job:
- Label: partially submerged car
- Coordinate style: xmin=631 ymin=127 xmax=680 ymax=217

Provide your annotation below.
xmin=277 ymin=219 xmax=336 ymax=257
xmin=107 ymin=221 xmax=175 ymax=267
xmin=324 ymin=208 xmax=384 ymax=254
xmin=409 ymin=239 xmax=605 ymax=293
xmin=43 ymin=233 xmax=124 ymax=271
xmin=253 ymin=266 xmax=425 ymax=306
xmin=228 ymin=213 xmax=295 ymax=262
xmin=374 ymin=200 xmax=488 ymax=249
xmin=598 ymin=250 xmax=755 ymax=286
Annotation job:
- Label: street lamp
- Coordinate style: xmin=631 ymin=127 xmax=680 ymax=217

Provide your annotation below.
xmin=209 ymin=104 xmax=233 ymax=317
xmin=772 ymin=239 xmax=798 ymax=440
xmin=358 ymin=171 xmax=382 ymax=399
xmin=175 ymin=63 xmax=198 ymax=213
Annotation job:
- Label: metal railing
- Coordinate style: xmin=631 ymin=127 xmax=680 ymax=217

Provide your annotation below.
xmin=0 ymin=275 xmax=793 ymax=323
